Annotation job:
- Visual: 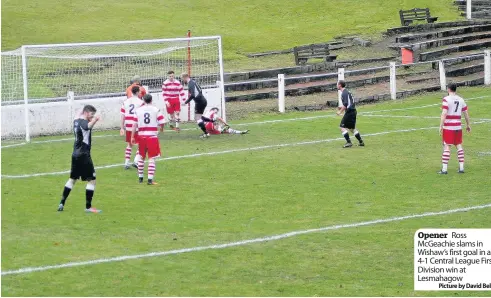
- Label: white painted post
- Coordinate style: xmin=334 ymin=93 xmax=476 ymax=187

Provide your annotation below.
xmin=21 ymin=45 xmax=31 ymax=142
xmin=467 ymin=0 xmax=472 ymax=20
xmin=217 ymin=36 xmax=227 ymax=122
xmin=439 ymin=61 xmax=447 ymax=91
xmin=67 ymin=91 xmax=75 ymax=122
xmin=337 ymin=68 xmax=345 ymax=107
xmin=278 ymin=74 xmax=285 ymax=113
xmin=485 ymin=50 xmax=491 ymax=85
xmin=390 ymin=62 xmax=397 ymax=100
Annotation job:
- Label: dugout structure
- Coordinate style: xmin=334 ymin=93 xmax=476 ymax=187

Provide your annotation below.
xmin=1 ymin=36 xmax=226 ymax=142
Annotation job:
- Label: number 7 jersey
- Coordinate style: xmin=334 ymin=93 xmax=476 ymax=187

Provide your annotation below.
xmin=135 ymin=104 xmax=166 ymax=137
xmin=442 ymin=95 xmax=468 ymax=131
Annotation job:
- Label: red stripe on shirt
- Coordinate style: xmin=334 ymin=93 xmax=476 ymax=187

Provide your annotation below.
xmin=139 ymin=127 xmax=158 ymax=131
xmin=446 ymin=115 xmax=461 ymax=119
xmin=443 ymin=122 xmax=462 ymax=126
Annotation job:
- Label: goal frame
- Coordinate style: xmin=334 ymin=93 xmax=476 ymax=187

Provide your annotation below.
xmin=10 ymin=35 xmax=226 ymax=142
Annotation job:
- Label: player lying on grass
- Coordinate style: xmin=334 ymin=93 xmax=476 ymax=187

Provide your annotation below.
xmin=438 ymin=84 xmax=471 ymax=174
xmin=131 ymin=94 xmax=165 ymax=185
xmin=199 ymin=107 xmax=249 ymax=137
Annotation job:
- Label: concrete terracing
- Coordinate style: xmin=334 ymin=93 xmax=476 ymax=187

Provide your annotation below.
xmin=455 ymin=0 xmax=491 ymax=19
xmin=222 ymin=21 xmax=490 ymax=118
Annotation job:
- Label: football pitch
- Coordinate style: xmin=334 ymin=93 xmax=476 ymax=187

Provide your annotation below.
xmin=1 ymin=87 xmax=491 ymax=296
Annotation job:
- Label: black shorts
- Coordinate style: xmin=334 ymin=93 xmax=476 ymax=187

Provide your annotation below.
xmin=340 ymin=109 xmax=357 ymax=129
xmin=194 ymin=96 xmax=207 ymax=114
xmin=70 ymin=155 xmax=96 ymax=181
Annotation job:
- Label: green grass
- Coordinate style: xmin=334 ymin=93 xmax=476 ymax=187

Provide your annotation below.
xmin=2 ymin=87 xmax=491 ymax=296
xmin=1 ymin=0 xmax=464 ymax=101
xmin=2 ymin=0 xmax=462 ymax=59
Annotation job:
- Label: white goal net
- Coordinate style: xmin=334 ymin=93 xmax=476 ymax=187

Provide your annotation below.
xmin=1 ymin=36 xmax=226 ymax=143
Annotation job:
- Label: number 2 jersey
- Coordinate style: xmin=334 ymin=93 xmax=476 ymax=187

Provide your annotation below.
xmin=442 ymin=95 xmax=468 ymax=131
xmin=134 ymin=104 xmax=165 ymax=137
xmin=121 ymin=96 xmax=144 ymax=131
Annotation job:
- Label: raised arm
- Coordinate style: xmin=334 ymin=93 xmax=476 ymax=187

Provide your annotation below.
xmin=88 ymin=116 xmax=100 ymax=129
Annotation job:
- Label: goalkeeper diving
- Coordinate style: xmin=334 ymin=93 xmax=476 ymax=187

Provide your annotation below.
xmin=199 ymin=107 xmax=249 ymax=137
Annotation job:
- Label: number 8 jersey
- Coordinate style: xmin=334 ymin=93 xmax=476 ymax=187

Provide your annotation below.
xmin=121 ymin=96 xmax=144 ymax=131
xmin=135 ymin=104 xmax=166 ymax=137
xmin=442 ymin=95 xmax=468 ymax=131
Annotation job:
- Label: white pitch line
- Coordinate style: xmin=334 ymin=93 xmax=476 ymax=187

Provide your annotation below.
xmin=2 ymin=95 xmax=489 ymax=149
xmin=0 ymin=126 xmax=438 ymax=179
xmin=3 ymin=121 xmax=491 ymax=179
xmin=363 ymin=115 xmax=491 ymax=121
xmin=2 ymin=203 xmax=490 ymax=276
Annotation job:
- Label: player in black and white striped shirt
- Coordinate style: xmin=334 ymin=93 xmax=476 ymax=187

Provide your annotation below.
xmin=336 ymin=80 xmax=364 ymax=148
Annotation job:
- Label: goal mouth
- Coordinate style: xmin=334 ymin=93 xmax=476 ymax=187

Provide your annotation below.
xmin=1 ymin=36 xmax=226 ymax=142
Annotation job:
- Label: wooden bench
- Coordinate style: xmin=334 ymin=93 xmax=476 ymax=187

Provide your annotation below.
xmin=399 ymin=8 xmax=438 ymax=26
xmin=293 ymin=43 xmax=337 ymax=65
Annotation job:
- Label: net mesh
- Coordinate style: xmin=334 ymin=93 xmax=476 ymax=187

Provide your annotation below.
xmin=1 ymin=37 xmax=222 ymax=142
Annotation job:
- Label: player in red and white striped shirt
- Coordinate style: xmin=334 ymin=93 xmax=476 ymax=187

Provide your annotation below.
xmin=438 ymin=84 xmax=471 ymax=174
xmin=120 ymin=85 xmax=144 ymax=169
xmin=131 ymin=94 xmax=165 ymax=185
xmin=162 ymin=70 xmax=185 ymax=131
xmin=202 ymin=108 xmax=249 ymax=136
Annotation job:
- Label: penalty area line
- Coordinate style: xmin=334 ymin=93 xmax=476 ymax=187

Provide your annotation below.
xmin=2 ymin=203 xmax=490 ymax=276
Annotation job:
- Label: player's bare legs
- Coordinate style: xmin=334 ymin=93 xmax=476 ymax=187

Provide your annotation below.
xmin=85 ymin=180 xmax=101 ymax=213
xmin=439 ymin=144 xmax=451 ymax=174
xmin=456 ymin=144 xmax=465 ymax=173
xmin=58 ymin=178 xmax=76 ymax=211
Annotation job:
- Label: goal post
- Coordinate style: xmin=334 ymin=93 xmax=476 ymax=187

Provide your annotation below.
xmin=1 ymin=35 xmax=226 ymax=142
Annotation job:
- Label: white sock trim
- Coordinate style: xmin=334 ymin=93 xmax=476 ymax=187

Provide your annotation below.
xmin=65 ymin=179 xmax=75 ymax=189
